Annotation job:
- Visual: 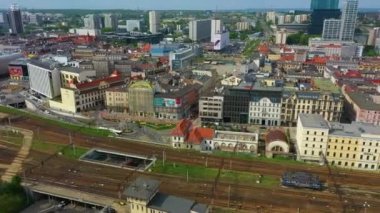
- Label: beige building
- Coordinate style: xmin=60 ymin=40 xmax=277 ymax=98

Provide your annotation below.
xmin=282 ymin=91 xmax=343 ymax=126
xmin=105 ymin=86 xmax=129 ymax=113
xmin=236 ymin=21 xmax=251 ymax=31
xmin=296 ymin=114 xmax=330 ymax=162
xmin=297 ymin=114 xmax=380 ymax=171
xmin=60 ymin=67 xmax=96 ymax=87
xmin=124 ymin=177 xmax=209 ymax=213
xmin=128 ymin=81 xmax=154 ymax=116
xmin=49 ymin=71 xmax=124 ymax=113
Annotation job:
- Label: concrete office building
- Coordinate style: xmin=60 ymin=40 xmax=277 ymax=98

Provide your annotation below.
xmin=105 ymin=86 xmax=129 ymax=113
xmin=322 ymin=19 xmax=341 ymax=41
xmin=189 ymin=19 xmax=211 ymax=42
xmin=169 ymin=45 xmax=200 ymax=71
xmin=339 ymin=0 xmax=358 ymax=41
xmin=104 ymin=14 xmax=117 ymax=30
xmin=199 ymin=95 xmax=224 ymax=124
xmin=83 ymin=14 xmax=101 ymax=29
xmin=276 ymin=28 xmax=287 ymax=45
xmin=6 ymin=4 xmax=23 ymax=34
xmin=236 ymin=22 xmax=251 ymax=31
xmin=278 ymin=15 xmax=285 ymax=25
xmin=126 ymin=20 xmax=141 ymax=32
xmin=266 ymin=11 xmax=276 ymax=23
xmin=367 ymin=27 xmax=380 ymax=46
xmin=211 ymin=19 xmax=222 ymax=42
xmin=27 ymin=61 xmax=61 ymax=99
xmin=149 ymin=11 xmax=160 ymax=34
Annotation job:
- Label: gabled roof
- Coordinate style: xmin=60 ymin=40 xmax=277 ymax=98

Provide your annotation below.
xmin=187 ymin=128 xmax=214 ymax=145
xmin=171 ymin=119 xmax=192 ymax=137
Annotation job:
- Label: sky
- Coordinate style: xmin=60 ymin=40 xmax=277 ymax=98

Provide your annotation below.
xmin=0 ymin=0 xmax=379 ymax=10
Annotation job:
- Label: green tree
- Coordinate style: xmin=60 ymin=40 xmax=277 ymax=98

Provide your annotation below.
xmin=0 ymin=176 xmax=31 ymax=213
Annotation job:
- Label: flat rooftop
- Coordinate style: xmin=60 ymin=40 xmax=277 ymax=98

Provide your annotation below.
xmin=299 ymin=114 xmax=330 ymax=129
xmin=348 ymin=92 xmax=380 ymax=111
xmin=124 ymin=177 xmax=160 ymax=201
xmin=329 ymin=122 xmax=380 ymax=137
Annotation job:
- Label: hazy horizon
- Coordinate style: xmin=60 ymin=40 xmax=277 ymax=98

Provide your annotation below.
xmin=0 ymin=0 xmax=379 ymax=10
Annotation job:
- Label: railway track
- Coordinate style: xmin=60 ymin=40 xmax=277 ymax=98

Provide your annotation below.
xmin=22 ymin=150 xmax=380 ymax=212
xmin=12 ymin=117 xmax=380 ymax=189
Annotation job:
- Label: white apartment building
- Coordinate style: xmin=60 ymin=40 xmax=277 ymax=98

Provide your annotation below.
xmin=126 ymin=20 xmax=141 ymax=32
xmin=266 ymin=11 xmax=276 ymax=23
xmin=322 ymin=19 xmax=341 ymax=41
xmin=249 ymin=97 xmax=281 ymax=126
xmin=27 ymin=61 xmax=61 ymax=99
xmin=199 ymin=96 xmax=224 ymax=124
xmin=213 ymin=131 xmax=259 ymax=153
xmin=296 ymin=114 xmax=330 ymax=162
xmin=149 ymin=11 xmax=160 ymax=34
xmin=275 ymin=28 xmax=287 ymax=45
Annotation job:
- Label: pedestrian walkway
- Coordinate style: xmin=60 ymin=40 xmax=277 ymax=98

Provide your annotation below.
xmin=1 ymin=126 xmax=33 ymax=182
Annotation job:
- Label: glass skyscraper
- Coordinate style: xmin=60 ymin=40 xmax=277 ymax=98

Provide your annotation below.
xmin=311 ymin=0 xmax=339 ymax=10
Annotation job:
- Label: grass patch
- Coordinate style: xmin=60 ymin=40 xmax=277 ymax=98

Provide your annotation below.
xmin=0 ymin=105 xmax=110 ymax=137
xmin=0 ymin=130 xmax=24 ymax=146
xmin=138 ymin=122 xmax=175 ymax=131
xmin=213 ymin=151 xmax=309 ymax=167
xmin=313 ymin=78 xmax=341 ymax=93
xmin=31 ymin=140 xmax=89 ymax=160
xmin=151 ymin=161 xmax=279 ymax=188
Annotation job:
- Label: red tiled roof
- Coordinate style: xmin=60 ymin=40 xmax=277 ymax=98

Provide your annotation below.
xmin=280 ymin=54 xmax=295 ymax=61
xmin=265 ymin=129 xmax=287 ymax=144
xmin=171 ymin=119 xmax=192 ymax=137
xmin=74 ymin=71 xmax=122 ymax=90
xmin=187 ymin=128 xmax=214 ymax=145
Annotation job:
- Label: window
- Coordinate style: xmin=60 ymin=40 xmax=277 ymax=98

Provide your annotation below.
xmin=353 ymin=154 xmax=356 ymax=158
xmin=312 ymin=151 xmax=315 ymax=155
xmin=351 ymin=162 xmax=355 ymax=167
xmin=333 ymin=152 xmax=336 ymax=157
xmin=314 ymin=131 xmax=317 ymax=135
xmin=322 ymin=132 xmax=324 ymax=136
xmin=304 ymin=150 xmax=307 ymax=155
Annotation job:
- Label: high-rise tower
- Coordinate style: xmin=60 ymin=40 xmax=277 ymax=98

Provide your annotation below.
xmin=339 ymin=0 xmax=359 ymax=41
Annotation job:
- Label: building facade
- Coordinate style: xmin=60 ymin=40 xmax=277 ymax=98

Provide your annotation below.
xmin=149 ymin=11 xmax=160 ymax=34
xmin=169 ymin=45 xmax=200 ymax=71
xmin=189 ymin=19 xmax=211 ymax=42
xmin=6 ymin=4 xmax=23 ymax=34
xmin=322 ymin=19 xmax=341 ymax=41
xmin=213 ymin=131 xmax=259 ymax=153
xmin=128 ymin=81 xmax=154 ymax=116
xmin=126 ymin=20 xmax=141 ymax=32
xmin=27 ymin=61 xmax=61 ymax=99
xmin=296 ymin=114 xmax=331 ymax=162
xmin=49 ymin=71 xmax=124 ymax=113
xmin=199 ymin=95 xmax=224 ymax=124
xmin=281 ymin=91 xmax=344 ymax=126
xmin=339 ymin=0 xmax=359 ymax=41
xmin=105 ymin=86 xmax=129 ymax=113
xmin=297 ymin=114 xmax=380 ymax=171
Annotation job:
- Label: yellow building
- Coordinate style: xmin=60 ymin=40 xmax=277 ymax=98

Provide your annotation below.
xmin=124 ymin=177 xmax=209 ymax=213
xmin=49 ymin=71 xmax=125 ymax=113
xmin=60 ymin=67 xmax=96 ymax=87
xmin=105 ymin=86 xmax=129 ymax=113
xmin=128 ymin=81 xmax=154 ymax=116
xmin=297 ymin=114 xmax=380 ymax=171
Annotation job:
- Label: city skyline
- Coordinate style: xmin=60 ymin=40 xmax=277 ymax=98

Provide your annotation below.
xmin=0 ymin=0 xmax=379 ymax=10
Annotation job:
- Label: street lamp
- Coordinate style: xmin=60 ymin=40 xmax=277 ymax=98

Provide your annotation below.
xmin=363 ymin=201 xmax=370 ymax=213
